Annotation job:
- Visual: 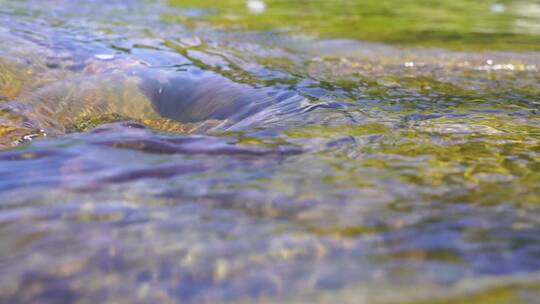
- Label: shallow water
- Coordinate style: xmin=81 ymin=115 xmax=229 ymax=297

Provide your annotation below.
xmin=0 ymin=0 xmax=539 ymax=303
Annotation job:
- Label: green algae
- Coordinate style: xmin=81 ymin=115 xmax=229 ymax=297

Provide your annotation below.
xmin=0 ymin=60 xmax=24 ymax=100
xmin=282 ymin=109 xmax=540 ymax=207
xmin=68 ymin=112 xmax=129 ymax=132
xmin=286 ymin=123 xmax=390 ymax=139
xmin=408 ymin=283 xmax=540 ymax=304
xmin=307 ymin=224 xmax=385 ymax=237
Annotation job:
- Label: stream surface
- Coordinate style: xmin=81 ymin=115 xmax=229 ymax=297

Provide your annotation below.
xmin=0 ymin=0 xmax=539 ymax=303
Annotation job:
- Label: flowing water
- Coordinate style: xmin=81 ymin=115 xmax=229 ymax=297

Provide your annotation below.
xmin=0 ymin=0 xmax=539 ymax=303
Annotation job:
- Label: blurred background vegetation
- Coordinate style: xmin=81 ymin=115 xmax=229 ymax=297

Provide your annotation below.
xmin=169 ymin=0 xmax=540 ymax=50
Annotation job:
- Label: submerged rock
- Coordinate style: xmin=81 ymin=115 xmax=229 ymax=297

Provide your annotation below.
xmin=0 ymin=55 xmax=288 ymax=148
xmin=0 ymin=24 xmax=297 ymax=148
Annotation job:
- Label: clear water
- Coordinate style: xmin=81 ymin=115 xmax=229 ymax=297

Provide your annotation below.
xmin=0 ymin=0 xmax=539 ymax=303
